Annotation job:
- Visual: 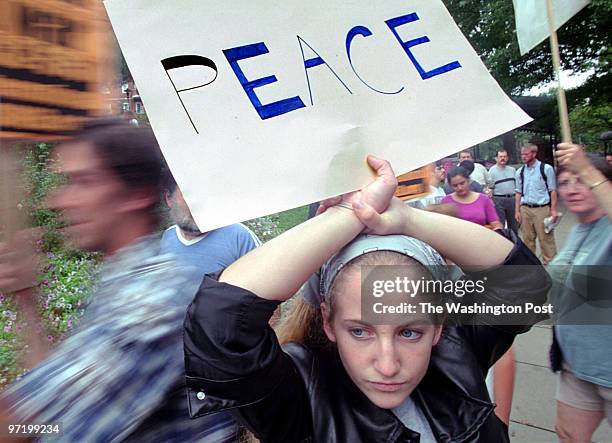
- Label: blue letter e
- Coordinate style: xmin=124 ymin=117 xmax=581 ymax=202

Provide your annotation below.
xmin=386 ymin=13 xmax=461 ymax=80
xmin=223 ymin=43 xmax=306 ymax=120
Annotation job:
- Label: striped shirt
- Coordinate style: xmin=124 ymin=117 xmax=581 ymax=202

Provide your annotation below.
xmin=489 ymin=164 xmax=516 ymax=196
xmin=2 ymin=236 xmax=237 ymax=442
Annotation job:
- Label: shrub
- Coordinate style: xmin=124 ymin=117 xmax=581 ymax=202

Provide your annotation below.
xmin=243 ymin=214 xmax=282 ymax=243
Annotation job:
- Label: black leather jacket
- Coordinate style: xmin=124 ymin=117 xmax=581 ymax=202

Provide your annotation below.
xmin=184 ymin=235 xmax=550 ymax=443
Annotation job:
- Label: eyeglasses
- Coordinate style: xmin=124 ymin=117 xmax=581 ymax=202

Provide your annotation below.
xmin=558 ymin=176 xmax=588 ymax=191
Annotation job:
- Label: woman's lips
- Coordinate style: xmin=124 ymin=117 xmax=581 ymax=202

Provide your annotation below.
xmin=368 ymin=381 xmax=406 ymax=392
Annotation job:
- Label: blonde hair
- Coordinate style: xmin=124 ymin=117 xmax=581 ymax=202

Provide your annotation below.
xmin=521 ymin=143 xmax=538 ymax=153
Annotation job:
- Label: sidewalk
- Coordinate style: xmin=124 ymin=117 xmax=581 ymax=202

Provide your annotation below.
xmin=508 ymin=207 xmax=612 ymax=442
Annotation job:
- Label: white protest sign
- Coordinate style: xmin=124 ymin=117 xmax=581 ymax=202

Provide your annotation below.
xmin=513 ymin=0 xmax=590 ymax=55
xmin=104 ymin=0 xmax=531 ymax=232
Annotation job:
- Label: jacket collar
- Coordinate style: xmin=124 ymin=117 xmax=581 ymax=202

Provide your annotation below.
xmin=414 ymin=337 xmax=496 ymax=443
xmin=415 ymin=372 xmax=495 ymax=443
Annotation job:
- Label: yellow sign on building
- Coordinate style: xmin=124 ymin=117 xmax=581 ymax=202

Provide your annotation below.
xmin=0 ymin=0 xmax=110 ymax=139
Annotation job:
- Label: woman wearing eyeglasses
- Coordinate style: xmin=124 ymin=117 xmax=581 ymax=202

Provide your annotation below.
xmin=549 ymin=143 xmax=612 ymax=443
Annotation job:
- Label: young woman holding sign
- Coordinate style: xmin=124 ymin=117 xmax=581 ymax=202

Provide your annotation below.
xmin=184 ymin=156 xmax=549 ymax=442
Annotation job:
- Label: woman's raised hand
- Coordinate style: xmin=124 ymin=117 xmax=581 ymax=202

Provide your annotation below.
xmin=317 ymin=155 xmax=398 ymax=215
xmin=352 ymin=197 xmax=411 ymax=235
xmin=350 ymin=155 xmax=398 ymax=213
xmin=555 ymin=143 xmax=591 ymax=174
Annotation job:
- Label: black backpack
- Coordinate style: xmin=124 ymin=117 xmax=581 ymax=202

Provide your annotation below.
xmin=519 ymin=162 xmax=550 ymax=195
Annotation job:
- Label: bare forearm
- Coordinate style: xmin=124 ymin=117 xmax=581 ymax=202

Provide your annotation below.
xmin=402 ymin=208 xmax=513 ymax=270
xmin=220 ymin=207 xmax=363 ymax=301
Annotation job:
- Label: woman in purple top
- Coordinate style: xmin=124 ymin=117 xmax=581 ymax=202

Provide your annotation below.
xmin=442 ymin=166 xmax=502 ymax=229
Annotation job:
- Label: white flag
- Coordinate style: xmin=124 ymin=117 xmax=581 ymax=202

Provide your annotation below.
xmin=513 ymin=0 xmax=590 ymax=55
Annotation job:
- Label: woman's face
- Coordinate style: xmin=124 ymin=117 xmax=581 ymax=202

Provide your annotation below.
xmin=557 ymin=171 xmax=600 ymax=216
xmin=321 ymin=270 xmax=442 ymax=409
xmin=450 ymin=175 xmax=470 ymax=197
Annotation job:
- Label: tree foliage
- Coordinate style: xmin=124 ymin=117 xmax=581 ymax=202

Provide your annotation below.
xmin=443 ymin=0 xmax=610 ymax=97
xmin=443 ymin=0 xmax=611 ymax=149
xmin=569 ymin=101 xmax=612 ymax=148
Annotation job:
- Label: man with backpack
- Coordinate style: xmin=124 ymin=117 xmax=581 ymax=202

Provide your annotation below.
xmin=515 ymin=143 xmax=558 ymax=264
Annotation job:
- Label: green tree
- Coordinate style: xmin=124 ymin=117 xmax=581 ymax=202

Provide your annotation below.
xmin=569 ymin=101 xmax=612 ymax=149
xmin=443 ymin=0 xmax=611 ymax=149
xmin=443 ymin=0 xmax=611 ymax=97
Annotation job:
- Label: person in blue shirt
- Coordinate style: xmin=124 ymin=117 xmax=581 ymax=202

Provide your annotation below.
xmin=160 ymin=170 xmax=260 ymax=279
xmin=514 ymin=143 xmax=558 ymax=264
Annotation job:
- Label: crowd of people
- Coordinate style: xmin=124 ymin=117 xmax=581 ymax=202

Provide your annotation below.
xmin=0 ymin=118 xmax=610 ymax=442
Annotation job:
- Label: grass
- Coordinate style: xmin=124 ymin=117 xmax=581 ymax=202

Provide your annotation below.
xmin=276 ymin=205 xmax=309 ymax=233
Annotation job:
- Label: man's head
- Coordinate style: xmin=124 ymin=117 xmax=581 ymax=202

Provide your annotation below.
xmin=162 ymin=169 xmax=203 ymax=237
xmin=496 ymin=150 xmax=509 ymax=166
xmin=458 ymin=150 xmax=473 ymax=162
xmin=49 ymin=118 xmax=163 ymax=255
xmin=520 ymin=144 xmax=538 ymax=166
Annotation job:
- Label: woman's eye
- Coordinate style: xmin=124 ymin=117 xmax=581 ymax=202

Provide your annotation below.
xmin=349 ymin=328 xmax=367 ymax=338
xmin=400 ymin=329 xmax=423 ymax=340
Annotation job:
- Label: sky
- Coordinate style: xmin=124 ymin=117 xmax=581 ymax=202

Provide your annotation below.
xmin=525 ymin=68 xmax=594 ymax=96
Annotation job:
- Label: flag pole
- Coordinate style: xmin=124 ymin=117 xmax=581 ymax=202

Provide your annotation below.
xmin=545 ymin=0 xmax=573 ymax=143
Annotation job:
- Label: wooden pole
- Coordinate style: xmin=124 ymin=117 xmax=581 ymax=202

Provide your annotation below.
xmin=545 ymin=0 xmax=573 ymax=144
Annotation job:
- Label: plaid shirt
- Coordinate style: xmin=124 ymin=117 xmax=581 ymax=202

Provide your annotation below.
xmin=3 ymin=236 xmax=237 ymax=442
